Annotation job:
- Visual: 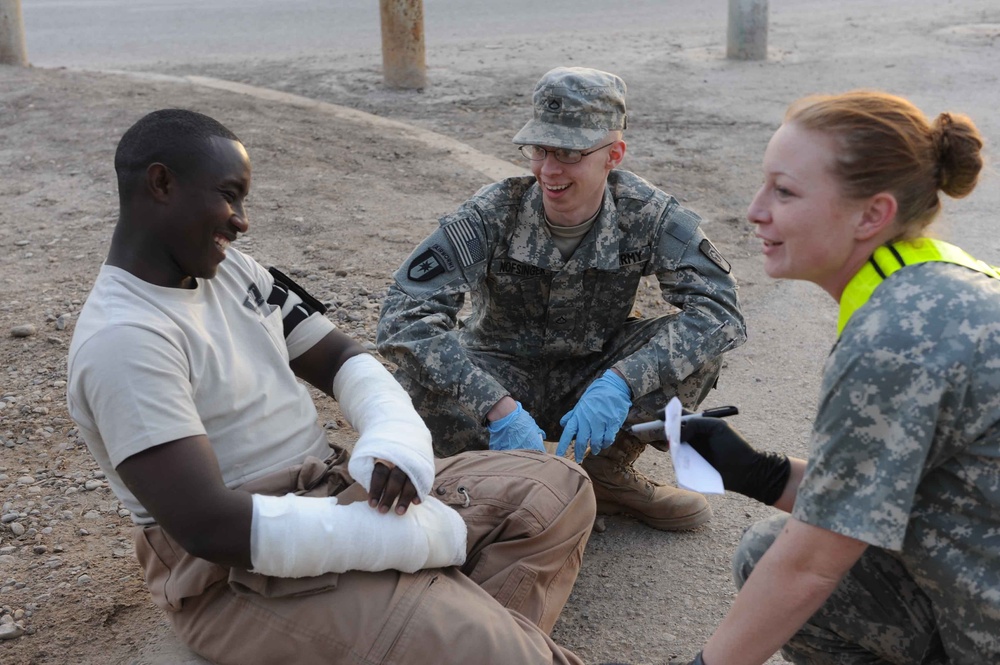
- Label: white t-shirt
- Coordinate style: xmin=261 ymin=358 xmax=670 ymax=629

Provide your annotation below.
xmin=67 ymin=249 xmax=334 ymax=524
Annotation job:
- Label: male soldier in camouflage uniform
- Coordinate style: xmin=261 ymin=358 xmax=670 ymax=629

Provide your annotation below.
xmin=377 ymin=67 xmax=746 ymax=532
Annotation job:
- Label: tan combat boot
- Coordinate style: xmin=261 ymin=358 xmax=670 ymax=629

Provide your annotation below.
xmin=581 ymin=434 xmax=711 ymax=531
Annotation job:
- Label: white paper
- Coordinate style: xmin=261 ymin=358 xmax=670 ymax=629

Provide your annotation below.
xmin=663 ymin=397 xmax=725 ymax=494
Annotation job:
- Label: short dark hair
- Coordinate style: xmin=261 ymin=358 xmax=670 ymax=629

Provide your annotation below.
xmin=114 ymin=109 xmax=241 ymax=202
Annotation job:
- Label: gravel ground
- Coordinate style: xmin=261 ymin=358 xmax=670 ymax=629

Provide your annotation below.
xmin=2 ymin=2 xmax=999 ymax=662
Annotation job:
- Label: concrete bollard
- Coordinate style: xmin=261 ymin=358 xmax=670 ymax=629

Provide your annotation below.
xmin=727 ymin=0 xmax=768 ymax=61
xmin=379 ymin=0 xmax=426 ymax=90
xmin=0 ymin=0 xmax=29 ymax=66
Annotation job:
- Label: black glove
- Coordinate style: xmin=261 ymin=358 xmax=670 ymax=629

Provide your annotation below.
xmin=679 ymin=417 xmax=791 ymax=505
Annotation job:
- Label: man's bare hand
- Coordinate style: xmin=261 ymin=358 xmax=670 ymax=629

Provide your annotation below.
xmin=368 ymin=460 xmax=421 ymax=514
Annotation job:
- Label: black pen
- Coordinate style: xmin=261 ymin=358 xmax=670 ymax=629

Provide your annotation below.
xmin=627 ymin=405 xmax=739 ymax=435
xmin=681 ymin=405 xmax=739 ymax=421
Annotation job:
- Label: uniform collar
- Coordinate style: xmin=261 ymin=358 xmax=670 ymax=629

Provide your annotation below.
xmin=508 ymin=181 xmax=622 ymax=271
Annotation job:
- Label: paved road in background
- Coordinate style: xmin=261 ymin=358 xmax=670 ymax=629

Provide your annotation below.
xmin=23 ymin=0 xmax=910 ymax=71
xmin=23 ymin=0 xmax=725 ymax=68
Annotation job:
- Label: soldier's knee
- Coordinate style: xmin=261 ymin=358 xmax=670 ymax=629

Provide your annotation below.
xmin=661 ymin=356 xmax=724 ymax=411
xmin=732 ymin=514 xmax=788 ymax=589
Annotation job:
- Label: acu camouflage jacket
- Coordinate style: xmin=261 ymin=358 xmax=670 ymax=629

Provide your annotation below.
xmin=376 ymin=170 xmax=746 ymax=422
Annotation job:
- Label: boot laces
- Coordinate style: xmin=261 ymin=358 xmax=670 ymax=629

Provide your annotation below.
xmin=614 ymin=461 xmax=654 ymax=490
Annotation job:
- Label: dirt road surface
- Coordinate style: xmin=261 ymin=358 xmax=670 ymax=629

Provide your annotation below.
xmin=2 ymin=2 xmax=998 ymax=663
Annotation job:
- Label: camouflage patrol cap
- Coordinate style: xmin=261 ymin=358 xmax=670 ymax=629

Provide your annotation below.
xmin=512 ymin=67 xmax=628 ymax=150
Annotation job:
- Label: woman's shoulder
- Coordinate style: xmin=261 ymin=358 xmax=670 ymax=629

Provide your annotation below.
xmin=859 ymin=262 xmax=1000 ymax=334
xmin=836 ymin=262 xmax=1000 ymax=373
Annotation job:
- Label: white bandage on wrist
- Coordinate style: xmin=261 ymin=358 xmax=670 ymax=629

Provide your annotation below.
xmin=333 ymin=353 xmax=435 ymax=498
xmin=250 ymin=493 xmax=467 ymax=578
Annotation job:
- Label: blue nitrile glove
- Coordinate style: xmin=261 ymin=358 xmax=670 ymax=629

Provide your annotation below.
xmin=556 ymin=370 xmax=632 ymax=463
xmin=487 ymin=401 xmax=546 ymax=452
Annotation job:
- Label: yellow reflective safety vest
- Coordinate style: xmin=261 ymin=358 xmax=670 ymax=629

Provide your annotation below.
xmin=838 ymin=238 xmax=1000 ymax=335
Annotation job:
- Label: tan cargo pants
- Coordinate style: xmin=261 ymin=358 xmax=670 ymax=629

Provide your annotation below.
xmin=134 ymin=447 xmax=595 ymax=664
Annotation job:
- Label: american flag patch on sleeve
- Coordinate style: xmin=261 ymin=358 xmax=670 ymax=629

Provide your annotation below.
xmin=443 ymin=218 xmax=486 ymax=268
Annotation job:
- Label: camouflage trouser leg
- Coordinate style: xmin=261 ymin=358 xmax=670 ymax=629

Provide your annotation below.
xmin=393 ymin=367 xmax=494 ymax=457
xmin=733 ymin=515 xmax=948 ymax=665
xmin=538 ymin=315 xmax=724 ymax=435
xmin=394 ymin=315 xmax=724 ymax=458
xmin=623 ymin=355 xmax=721 ymax=430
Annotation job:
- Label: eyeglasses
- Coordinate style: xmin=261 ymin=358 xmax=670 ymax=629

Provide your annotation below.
xmin=518 ymin=141 xmax=615 ymax=165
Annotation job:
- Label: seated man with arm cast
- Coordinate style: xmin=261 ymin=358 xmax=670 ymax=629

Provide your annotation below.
xmin=67 ymin=109 xmax=597 ymax=665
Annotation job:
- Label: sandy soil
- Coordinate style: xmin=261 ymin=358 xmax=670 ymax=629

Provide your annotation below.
xmin=2 ymin=2 xmax=999 ymax=663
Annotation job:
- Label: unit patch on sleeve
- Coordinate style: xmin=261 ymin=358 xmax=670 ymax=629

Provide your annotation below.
xmin=699 ymin=239 xmax=732 ymax=274
xmin=443 ymin=218 xmax=486 ymax=268
xmin=407 ymin=247 xmax=450 ymax=282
